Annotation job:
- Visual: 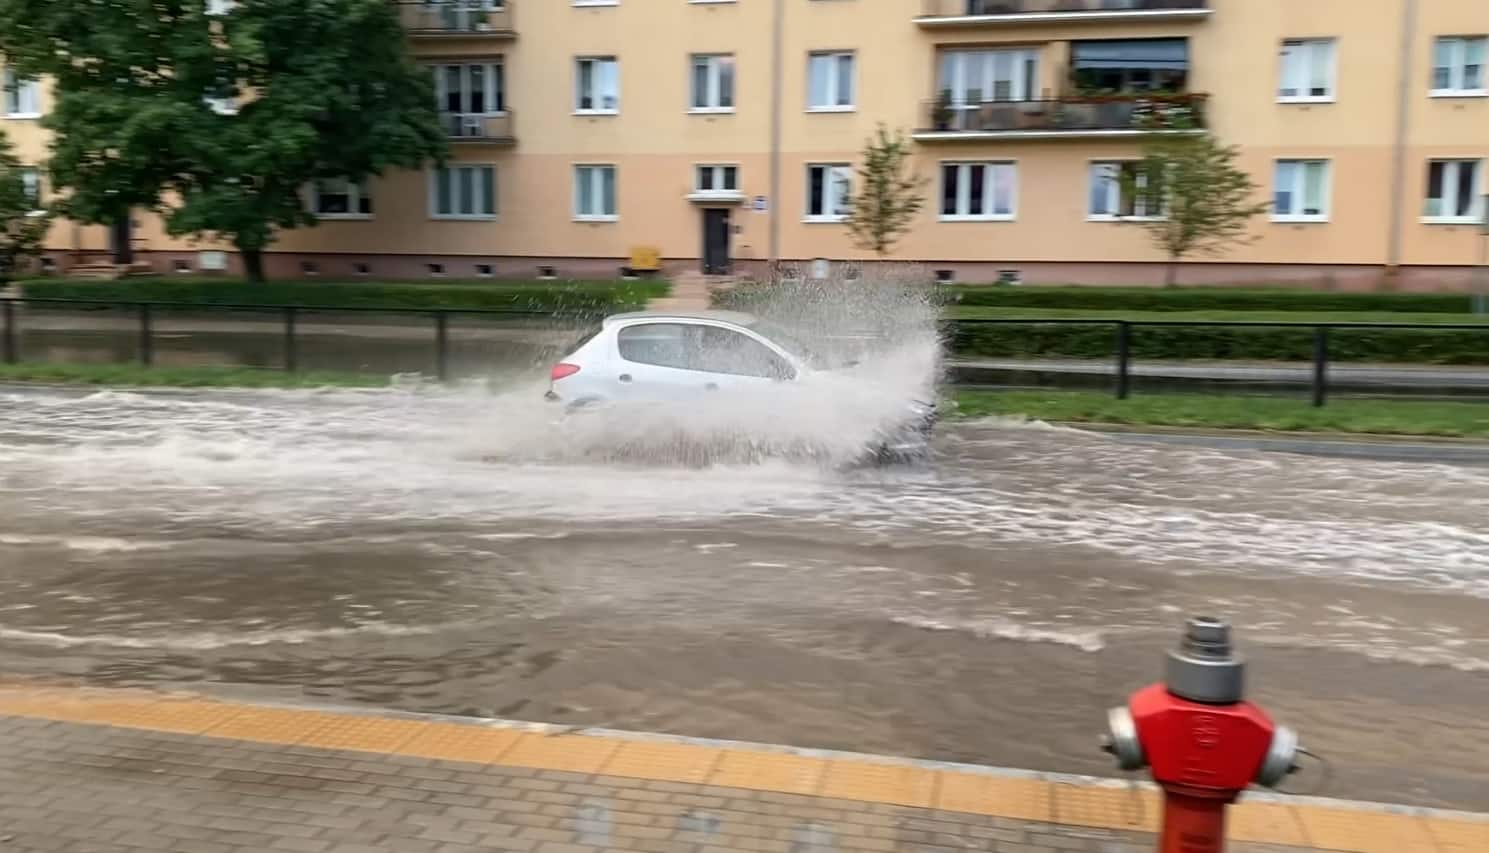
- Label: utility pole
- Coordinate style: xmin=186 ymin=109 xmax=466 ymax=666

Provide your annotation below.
xmin=768 ymin=0 xmax=784 ymax=270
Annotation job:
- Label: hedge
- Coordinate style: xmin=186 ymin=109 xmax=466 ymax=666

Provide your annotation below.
xmin=20 ymin=278 xmax=667 ymax=314
xmin=948 ymin=286 xmax=1480 ymax=314
xmin=948 ymin=322 xmax=1489 ymax=365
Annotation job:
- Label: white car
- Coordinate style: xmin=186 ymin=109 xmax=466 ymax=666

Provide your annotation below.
xmin=545 ymin=310 xmax=936 ymax=463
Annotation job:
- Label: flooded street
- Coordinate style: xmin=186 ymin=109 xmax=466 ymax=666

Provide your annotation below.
xmin=1 ymin=386 xmax=1487 ymax=810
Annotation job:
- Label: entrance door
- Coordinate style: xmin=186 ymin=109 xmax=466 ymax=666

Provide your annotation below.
xmin=702 ymin=208 xmax=731 ymax=274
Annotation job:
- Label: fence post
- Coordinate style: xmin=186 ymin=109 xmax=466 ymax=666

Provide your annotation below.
xmin=1311 ymin=326 xmax=1329 ymax=408
xmin=2 ymin=300 xmax=15 ymax=364
xmin=283 ymin=307 xmax=298 ymax=372
xmin=138 ymin=303 xmax=153 ymax=367
xmin=1115 ymin=321 xmax=1132 ymax=400
xmin=434 ymin=311 xmax=449 ymax=381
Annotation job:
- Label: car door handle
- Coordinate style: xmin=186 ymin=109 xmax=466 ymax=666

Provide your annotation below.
xmin=704 ymin=383 xmax=719 ymax=391
xmin=618 ymin=374 xmax=632 ymax=383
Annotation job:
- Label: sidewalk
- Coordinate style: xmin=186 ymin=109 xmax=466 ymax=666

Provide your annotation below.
xmin=0 ymin=686 xmax=1482 ymax=853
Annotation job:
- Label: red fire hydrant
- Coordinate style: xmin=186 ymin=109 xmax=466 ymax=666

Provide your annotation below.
xmin=1103 ymin=618 xmax=1300 ymax=853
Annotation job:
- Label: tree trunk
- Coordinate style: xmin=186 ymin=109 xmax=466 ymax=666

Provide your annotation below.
xmin=109 ymin=215 xmax=134 ymax=265
xmin=239 ymin=247 xmax=266 ymax=283
xmin=1164 ymin=255 xmax=1180 ymax=288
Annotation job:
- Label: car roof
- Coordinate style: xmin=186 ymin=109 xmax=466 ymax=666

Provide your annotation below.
xmin=602 ymin=310 xmax=760 ymax=328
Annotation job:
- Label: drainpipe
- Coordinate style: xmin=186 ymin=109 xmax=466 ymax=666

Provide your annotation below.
xmin=768 ymin=0 xmax=784 ymax=270
xmin=1385 ymin=0 xmax=1418 ymax=281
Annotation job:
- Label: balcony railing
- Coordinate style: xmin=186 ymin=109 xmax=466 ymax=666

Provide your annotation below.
xmin=443 ymin=111 xmax=516 ymax=144
xmin=915 ymin=94 xmax=1207 ymax=138
xmin=916 ymin=0 xmax=1210 ymax=26
xmin=398 ymin=1 xmax=514 ymax=37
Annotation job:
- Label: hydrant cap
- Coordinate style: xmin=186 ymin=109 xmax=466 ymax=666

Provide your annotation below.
xmin=1166 ymin=616 xmax=1246 ymax=704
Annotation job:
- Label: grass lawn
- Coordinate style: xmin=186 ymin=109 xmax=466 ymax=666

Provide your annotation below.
xmin=948 ymin=306 xmax=1489 ymax=324
xmin=951 ymin=389 xmax=1489 ymax=439
xmin=0 ymin=363 xmax=387 ymax=389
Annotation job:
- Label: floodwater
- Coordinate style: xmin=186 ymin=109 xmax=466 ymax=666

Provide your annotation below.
xmin=1 ymin=386 xmax=1487 ymax=810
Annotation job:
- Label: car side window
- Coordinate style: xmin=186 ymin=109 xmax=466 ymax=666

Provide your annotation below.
xmin=693 ymin=326 xmax=796 ymax=380
xmin=617 ymin=323 xmax=691 ymax=369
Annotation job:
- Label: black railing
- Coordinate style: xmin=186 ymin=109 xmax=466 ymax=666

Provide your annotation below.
xmin=443 ymin=110 xmax=516 ymax=143
xmin=395 ymin=0 xmax=514 ymax=36
xmin=920 ymin=94 xmax=1207 ymax=134
xmin=919 ymin=0 xmax=1209 ymax=18
xmin=947 ymin=318 xmax=1489 ymax=407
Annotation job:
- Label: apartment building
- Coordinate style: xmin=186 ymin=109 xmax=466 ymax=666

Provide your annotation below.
xmin=2 ymin=0 xmax=1486 ymax=287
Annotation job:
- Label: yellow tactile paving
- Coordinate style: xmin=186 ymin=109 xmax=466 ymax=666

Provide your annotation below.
xmin=1296 ymin=807 xmax=1443 ymax=853
xmin=599 ymin=739 xmax=724 ymax=785
xmin=1229 ymin=801 xmax=1309 ymax=847
xmin=935 ymin=772 xmax=1051 ymax=822
xmin=292 ymin=712 xmax=427 ymax=754
xmin=1050 ymin=780 xmax=1160 ymax=833
xmin=392 ymin=722 xmax=525 ymax=765
xmin=818 ymin=760 xmax=939 ymax=809
xmin=0 ymin=683 xmax=1482 ymax=853
xmin=1426 ymin=816 xmax=1489 ymax=853
xmin=498 ymin=732 xmax=624 ymax=774
xmin=707 ymin=749 xmax=827 ymax=796
xmin=202 ymin=706 xmax=333 ymax=745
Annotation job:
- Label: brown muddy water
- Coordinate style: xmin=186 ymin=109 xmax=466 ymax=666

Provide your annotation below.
xmin=0 ymin=386 xmax=1486 ymax=810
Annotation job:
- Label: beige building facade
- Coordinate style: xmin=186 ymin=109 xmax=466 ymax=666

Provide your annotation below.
xmin=3 ymin=0 xmax=1487 ymax=287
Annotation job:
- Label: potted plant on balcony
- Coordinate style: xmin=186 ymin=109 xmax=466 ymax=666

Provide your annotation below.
xmin=932 ymin=88 xmax=955 ymax=131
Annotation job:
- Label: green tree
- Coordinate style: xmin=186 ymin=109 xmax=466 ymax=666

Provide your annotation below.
xmin=0 ymin=132 xmax=50 ymax=285
xmin=1120 ymin=130 xmax=1270 ymax=287
xmin=844 ymin=125 xmax=926 ymax=257
xmin=0 ymin=0 xmax=447 ymax=282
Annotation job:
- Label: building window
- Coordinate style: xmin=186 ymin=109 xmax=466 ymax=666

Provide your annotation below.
xmin=19 ymin=167 xmax=41 ymax=210
xmin=2 ymin=67 xmax=42 ymax=117
xmin=575 ymin=57 xmax=619 ymax=113
xmin=695 ymin=164 xmax=739 ymax=192
xmin=808 ymin=52 xmax=855 ymax=111
xmin=310 ymin=178 xmax=373 ymax=218
xmin=690 ymin=54 xmax=736 ymax=112
xmin=431 ymin=165 xmax=497 ymax=219
xmin=1423 ymin=159 xmax=1483 ymax=222
xmin=937 ymin=48 xmax=1037 ymax=105
xmin=1088 ymin=162 xmax=1164 ymax=219
xmin=940 ymin=162 xmax=1016 ymax=221
xmin=435 ymin=62 xmax=505 ymax=116
xmin=574 ymin=164 xmax=618 ymax=220
xmin=1071 ymin=39 xmax=1189 ymax=93
xmin=1432 ymin=36 xmax=1487 ymax=96
xmin=1278 ymin=39 xmax=1336 ymax=102
xmin=805 ymin=164 xmax=852 ymax=221
xmin=1273 ymin=159 xmax=1331 ymax=221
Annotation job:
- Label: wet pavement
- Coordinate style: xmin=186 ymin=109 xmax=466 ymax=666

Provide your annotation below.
xmin=0 ymin=386 xmax=1487 ymax=810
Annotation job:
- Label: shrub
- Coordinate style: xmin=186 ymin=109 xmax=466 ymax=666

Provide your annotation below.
xmin=948 ymin=286 xmax=1477 ymax=314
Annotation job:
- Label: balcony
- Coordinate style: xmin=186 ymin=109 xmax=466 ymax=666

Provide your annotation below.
xmin=913 ymin=93 xmax=1206 ymax=141
xmin=398 ymin=1 xmax=515 ymax=39
xmin=915 ymin=0 xmax=1211 ymax=28
xmin=443 ymin=111 xmax=516 ymax=145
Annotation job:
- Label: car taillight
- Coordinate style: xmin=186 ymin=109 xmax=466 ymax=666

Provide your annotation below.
xmin=551 ymin=363 xmax=581 ymax=381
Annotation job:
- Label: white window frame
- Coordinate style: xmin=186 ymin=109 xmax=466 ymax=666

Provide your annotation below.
xmin=1422 ymin=159 xmax=1484 ymax=224
xmin=309 ymin=178 xmax=374 ymax=220
xmin=690 ymin=54 xmax=736 ymax=113
xmin=1088 ymin=162 xmax=1166 ymax=222
xmin=1272 ymin=159 xmax=1332 ymax=223
xmin=939 ymin=162 xmax=1017 ymax=222
xmin=574 ymin=56 xmax=619 ymax=115
xmin=574 ymin=164 xmax=618 ymax=222
xmin=807 ymin=51 xmax=856 ymax=112
xmin=1277 ymin=38 xmax=1337 ymax=103
xmin=694 ymin=164 xmax=739 ymax=193
xmin=1431 ymin=36 xmax=1487 ymax=97
xmin=433 ymin=61 xmax=505 ymax=116
xmin=18 ymin=167 xmax=41 ymax=212
xmin=573 ymin=0 xmax=618 ymax=6
xmin=2 ymin=68 xmax=42 ymax=118
xmin=937 ymin=48 xmax=1038 ymax=106
xmin=429 ymin=164 xmax=498 ymax=221
xmin=804 ymin=163 xmax=853 ymax=223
